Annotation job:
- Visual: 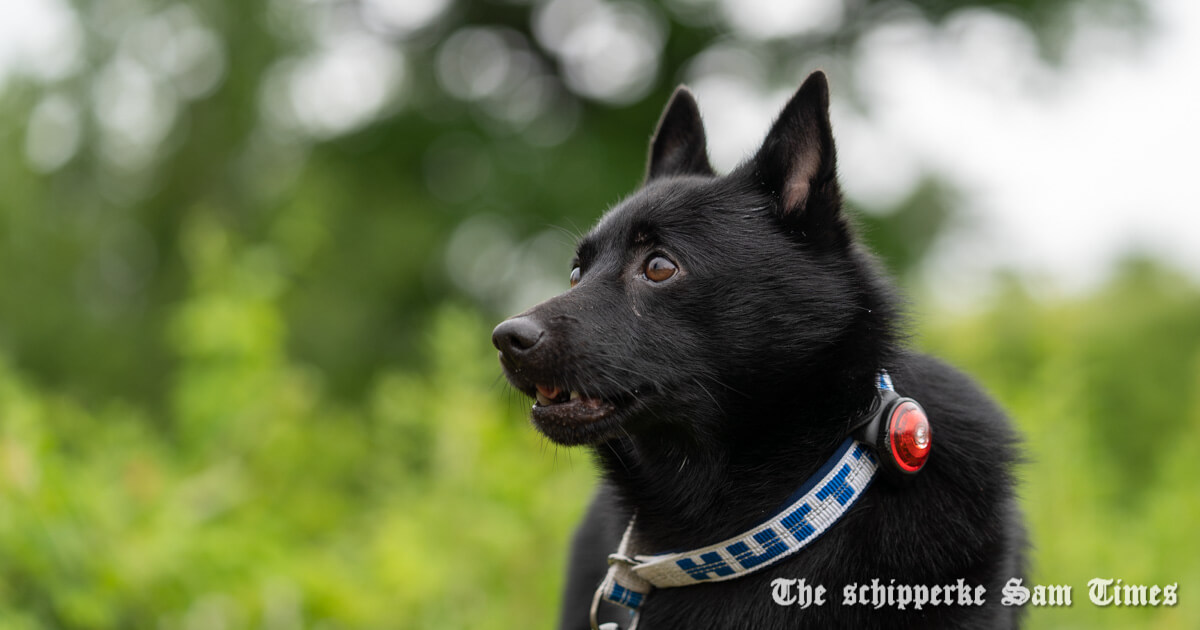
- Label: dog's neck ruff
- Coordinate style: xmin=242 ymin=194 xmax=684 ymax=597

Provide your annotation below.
xmin=590 ymin=374 xmax=893 ymax=630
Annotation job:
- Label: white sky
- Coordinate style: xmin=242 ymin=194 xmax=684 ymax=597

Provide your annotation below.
xmin=694 ymin=0 xmax=1200 ymax=302
xmin=849 ymin=0 xmax=1200 ymax=301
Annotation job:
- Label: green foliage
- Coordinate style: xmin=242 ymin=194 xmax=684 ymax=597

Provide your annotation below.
xmin=0 ymin=0 xmax=1181 ymax=627
xmin=2 ymin=238 xmax=1197 ymax=627
xmin=920 ymin=260 xmax=1200 ymax=629
xmin=0 ymin=214 xmax=597 ymax=628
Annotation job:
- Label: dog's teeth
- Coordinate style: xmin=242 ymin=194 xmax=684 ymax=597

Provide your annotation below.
xmin=536 ymin=391 xmax=552 ymax=406
xmin=570 ymin=391 xmax=580 ymax=401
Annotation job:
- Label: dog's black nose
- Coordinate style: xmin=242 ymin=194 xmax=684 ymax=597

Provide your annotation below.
xmin=492 ymin=317 xmax=545 ymax=359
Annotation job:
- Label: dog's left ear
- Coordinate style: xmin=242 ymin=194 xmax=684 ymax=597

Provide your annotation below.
xmin=646 ymin=86 xmax=715 ymax=181
xmin=752 ymin=71 xmax=847 ymax=248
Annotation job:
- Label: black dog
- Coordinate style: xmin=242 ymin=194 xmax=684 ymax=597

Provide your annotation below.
xmin=493 ymin=72 xmax=1025 ymax=629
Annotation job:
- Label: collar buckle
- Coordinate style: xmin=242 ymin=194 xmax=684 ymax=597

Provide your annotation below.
xmin=607 ymin=552 xmax=638 ymax=567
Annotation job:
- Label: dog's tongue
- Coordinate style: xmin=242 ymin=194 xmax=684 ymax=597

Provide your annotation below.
xmin=536 ymin=384 xmax=561 ymax=400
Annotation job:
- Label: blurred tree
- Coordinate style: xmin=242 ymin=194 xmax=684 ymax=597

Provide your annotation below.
xmin=0 ymin=0 xmax=1149 ymax=404
xmin=851 ymin=177 xmax=957 ymax=282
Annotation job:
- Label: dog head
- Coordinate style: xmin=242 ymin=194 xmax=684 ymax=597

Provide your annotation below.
xmin=493 ymin=72 xmax=894 ymax=446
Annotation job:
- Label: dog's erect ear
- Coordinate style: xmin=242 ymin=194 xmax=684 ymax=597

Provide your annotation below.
xmin=752 ymin=71 xmax=846 ymax=246
xmin=646 ymin=86 xmax=714 ymax=181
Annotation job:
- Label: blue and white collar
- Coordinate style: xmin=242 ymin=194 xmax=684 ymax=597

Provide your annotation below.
xmin=590 ymin=375 xmax=892 ymax=630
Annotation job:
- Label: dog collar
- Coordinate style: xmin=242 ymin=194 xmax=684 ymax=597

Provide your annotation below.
xmin=589 ymin=374 xmax=895 ymax=630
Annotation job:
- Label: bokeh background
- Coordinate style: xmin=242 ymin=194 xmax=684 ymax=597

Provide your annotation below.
xmin=2 ymin=0 xmax=1199 ymax=628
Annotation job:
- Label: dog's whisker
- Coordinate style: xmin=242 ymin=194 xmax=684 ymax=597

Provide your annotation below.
xmin=606 ymin=439 xmax=631 ymax=472
xmin=689 ymin=377 xmax=723 ymax=414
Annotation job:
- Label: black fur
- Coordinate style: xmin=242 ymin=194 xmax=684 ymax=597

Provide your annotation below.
xmin=493 ymin=72 xmax=1025 ymax=629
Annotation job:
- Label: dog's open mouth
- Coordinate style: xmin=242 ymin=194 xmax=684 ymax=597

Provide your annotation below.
xmin=534 ymin=383 xmax=576 ymax=407
xmin=531 ymin=383 xmax=616 ymax=420
xmin=524 ymin=383 xmax=624 ymax=444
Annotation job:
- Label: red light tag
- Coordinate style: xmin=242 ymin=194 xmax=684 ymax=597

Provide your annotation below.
xmin=888 ymin=401 xmax=932 ymax=473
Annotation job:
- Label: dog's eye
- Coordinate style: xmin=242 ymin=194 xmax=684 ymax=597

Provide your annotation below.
xmin=644 ymin=256 xmax=677 ymax=283
xmin=569 ymin=266 xmax=581 ymax=287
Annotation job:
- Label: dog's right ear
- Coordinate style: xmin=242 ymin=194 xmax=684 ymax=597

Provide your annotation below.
xmin=750 ymin=71 xmax=848 ymax=249
xmin=646 ymin=86 xmax=714 ymax=181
